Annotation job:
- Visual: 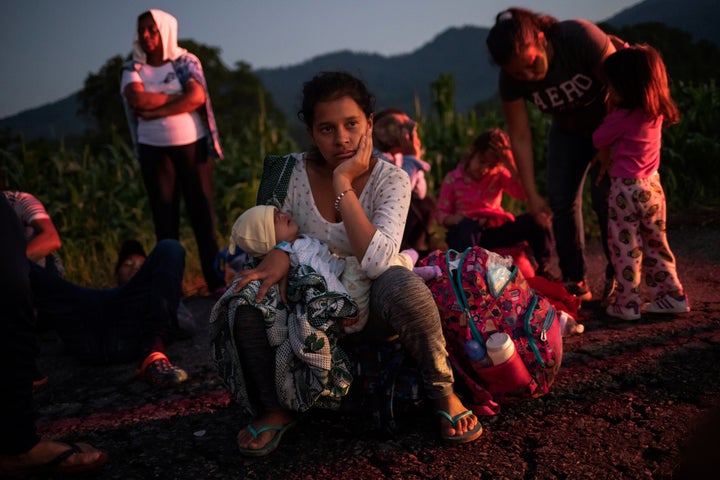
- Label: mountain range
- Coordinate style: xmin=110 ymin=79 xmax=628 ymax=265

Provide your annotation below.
xmin=2 ymin=0 xmax=718 ymax=140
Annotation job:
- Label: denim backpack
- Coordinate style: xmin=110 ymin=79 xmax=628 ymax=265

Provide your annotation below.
xmin=418 ymin=246 xmax=563 ymax=415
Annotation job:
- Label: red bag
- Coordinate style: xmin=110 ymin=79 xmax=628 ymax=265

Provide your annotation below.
xmin=419 ymin=247 xmax=563 ymax=415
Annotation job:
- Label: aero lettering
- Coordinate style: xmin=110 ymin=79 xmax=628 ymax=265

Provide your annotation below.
xmin=531 ymin=74 xmax=594 ymax=110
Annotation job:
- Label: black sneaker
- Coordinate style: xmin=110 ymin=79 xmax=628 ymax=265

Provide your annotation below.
xmin=564 ymin=279 xmax=592 ymax=301
xmin=139 ymin=352 xmax=188 ymax=387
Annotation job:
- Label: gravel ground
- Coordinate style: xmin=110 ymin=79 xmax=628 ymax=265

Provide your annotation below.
xmin=31 ymin=212 xmax=720 ymax=479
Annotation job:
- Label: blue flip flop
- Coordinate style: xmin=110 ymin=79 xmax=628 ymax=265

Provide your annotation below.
xmin=437 ymin=409 xmax=483 ymax=444
xmin=238 ymin=421 xmax=297 ymax=457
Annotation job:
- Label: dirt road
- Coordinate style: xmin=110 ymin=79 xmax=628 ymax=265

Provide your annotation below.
xmin=33 ymin=214 xmax=720 ymax=479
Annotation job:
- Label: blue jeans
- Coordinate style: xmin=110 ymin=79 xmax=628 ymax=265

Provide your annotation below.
xmin=0 ymin=195 xmax=39 ymax=454
xmin=30 ymin=239 xmax=186 ymax=364
xmin=546 ymin=124 xmax=612 ymax=282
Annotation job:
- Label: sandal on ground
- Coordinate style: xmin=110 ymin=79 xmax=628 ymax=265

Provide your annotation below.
xmin=0 ymin=441 xmax=109 ymax=477
xmin=437 ymin=409 xmax=483 ymax=444
xmin=238 ymin=421 xmax=297 ymax=457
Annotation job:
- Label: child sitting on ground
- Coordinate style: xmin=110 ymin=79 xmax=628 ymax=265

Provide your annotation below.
xmin=436 ymin=128 xmax=556 ymax=281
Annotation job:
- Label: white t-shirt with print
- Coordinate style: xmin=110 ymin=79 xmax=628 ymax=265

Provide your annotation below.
xmin=121 ymin=62 xmax=204 ymax=147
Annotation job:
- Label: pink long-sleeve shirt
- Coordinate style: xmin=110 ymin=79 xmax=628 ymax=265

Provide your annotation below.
xmin=436 ymin=164 xmax=525 ymax=228
xmin=592 ymin=108 xmax=664 ymax=179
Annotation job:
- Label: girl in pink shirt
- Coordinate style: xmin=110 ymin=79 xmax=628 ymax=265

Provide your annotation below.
xmin=593 ymin=44 xmax=688 ymax=320
xmin=436 ymin=128 xmax=555 ymax=279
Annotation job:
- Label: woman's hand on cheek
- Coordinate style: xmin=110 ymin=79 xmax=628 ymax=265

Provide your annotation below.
xmin=231 ymin=249 xmax=290 ymax=303
xmin=334 ymin=129 xmax=373 ymax=187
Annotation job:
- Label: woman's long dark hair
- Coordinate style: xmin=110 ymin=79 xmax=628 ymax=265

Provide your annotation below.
xmin=297 ymin=71 xmax=375 ymax=129
xmin=603 ymin=44 xmax=680 ymax=125
xmin=486 ymin=7 xmax=558 ymax=66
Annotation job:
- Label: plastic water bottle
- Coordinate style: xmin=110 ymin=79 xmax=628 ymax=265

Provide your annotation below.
xmin=464 ymin=339 xmax=491 ymax=368
xmin=486 ymin=332 xmax=515 ymax=365
xmin=558 ymin=311 xmax=585 ymax=336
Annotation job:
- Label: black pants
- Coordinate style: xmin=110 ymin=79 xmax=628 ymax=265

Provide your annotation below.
xmin=546 ymin=125 xmax=613 ymax=281
xmin=446 ymin=214 xmax=553 ymax=268
xmin=139 ymin=138 xmax=222 ymax=291
xmin=0 ymin=195 xmax=39 ymax=454
xmin=30 ymin=240 xmax=186 ymax=364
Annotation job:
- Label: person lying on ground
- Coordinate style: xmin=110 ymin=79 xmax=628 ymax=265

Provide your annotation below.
xmin=4 ymin=190 xmax=191 ymax=387
xmin=30 ymin=238 xmax=190 ymax=387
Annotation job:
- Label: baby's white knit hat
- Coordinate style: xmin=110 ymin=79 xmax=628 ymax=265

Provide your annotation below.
xmin=228 ymin=205 xmax=277 ymax=257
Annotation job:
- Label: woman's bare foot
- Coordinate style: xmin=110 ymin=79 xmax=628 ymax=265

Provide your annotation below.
xmin=434 ymin=393 xmax=482 ymax=442
xmin=237 ymin=409 xmax=295 ymax=453
xmin=0 ymin=439 xmax=108 ymax=475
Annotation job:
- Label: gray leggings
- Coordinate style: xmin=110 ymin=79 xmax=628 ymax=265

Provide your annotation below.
xmin=232 ymin=266 xmax=454 ymax=412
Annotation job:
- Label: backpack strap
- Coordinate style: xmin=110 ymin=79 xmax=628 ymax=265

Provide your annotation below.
xmin=446 ymin=248 xmax=485 ymax=344
xmin=256 ymin=154 xmax=297 ymax=207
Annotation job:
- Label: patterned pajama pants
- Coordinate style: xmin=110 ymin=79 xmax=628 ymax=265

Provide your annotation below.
xmin=608 ymin=173 xmax=684 ymax=309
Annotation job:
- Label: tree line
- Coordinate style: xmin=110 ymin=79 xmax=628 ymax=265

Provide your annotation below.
xmin=1 ymin=22 xmax=717 ymax=287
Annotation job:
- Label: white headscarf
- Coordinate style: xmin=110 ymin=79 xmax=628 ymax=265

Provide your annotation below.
xmin=132 ymin=9 xmax=188 ymax=63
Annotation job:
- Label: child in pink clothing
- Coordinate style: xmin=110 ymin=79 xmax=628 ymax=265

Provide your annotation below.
xmin=436 ymin=128 xmax=555 ymax=279
xmin=592 ymin=44 xmax=689 ymax=321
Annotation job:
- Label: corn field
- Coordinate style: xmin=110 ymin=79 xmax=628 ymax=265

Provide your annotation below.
xmin=2 ymin=79 xmax=717 ymax=291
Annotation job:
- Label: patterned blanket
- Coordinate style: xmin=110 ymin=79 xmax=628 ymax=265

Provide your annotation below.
xmin=210 ymin=263 xmax=356 ymax=415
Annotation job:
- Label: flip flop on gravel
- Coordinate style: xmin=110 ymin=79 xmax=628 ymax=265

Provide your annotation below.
xmin=437 ymin=409 xmax=483 ymax=444
xmin=237 ymin=421 xmax=297 ymax=457
xmin=0 ymin=441 xmax=109 ymax=477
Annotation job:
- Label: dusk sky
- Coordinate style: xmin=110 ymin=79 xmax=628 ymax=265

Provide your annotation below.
xmin=0 ymin=0 xmax=642 ymax=118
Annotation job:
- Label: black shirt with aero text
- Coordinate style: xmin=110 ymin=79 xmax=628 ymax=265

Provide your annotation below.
xmin=499 ymin=19 xmax=611 ymax=133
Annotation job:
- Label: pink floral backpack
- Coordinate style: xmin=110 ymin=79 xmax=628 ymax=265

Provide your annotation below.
xmin=418 ymin=247 xmax=563 ymax=415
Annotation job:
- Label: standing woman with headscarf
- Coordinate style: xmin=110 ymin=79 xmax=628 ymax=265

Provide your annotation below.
xmin=121 ymin=9 xmax=225 ymax=294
